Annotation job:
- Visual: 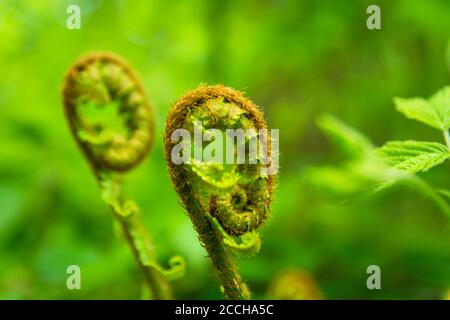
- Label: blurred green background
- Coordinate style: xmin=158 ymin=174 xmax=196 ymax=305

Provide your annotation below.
xmin=0 ymin=0 xmax=449 ymax=299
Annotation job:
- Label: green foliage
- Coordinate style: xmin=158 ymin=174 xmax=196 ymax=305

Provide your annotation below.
xmin=314 ymin=86 xmax=450 ymax=219
xmin=375 ymin=87 xmax=450 ymax=219
xmin=308 ymin=114 xmax=392 ymax=199
xmin=317 ymin=114 xmax=374 ymax=158
xmin=1 ymin=0 xmax=449 ymax=300
xmin=379 ymin=86 xmax=450 ymax=178
xmin=395 ymin=86 xmax=450 ymax=131
xmin=377 ymin=140 xmax=450 ymax=174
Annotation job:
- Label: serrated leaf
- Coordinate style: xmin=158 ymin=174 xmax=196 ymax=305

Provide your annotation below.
xmin=317 ymin=114 xmax=374 ymax=158
xmin=395 ymin=86 xmax=450 ymax=130
xmin=430 ymin=86 xmax=450 ymax=130
xmin=377 ymin=140 xmax=450 ymax=174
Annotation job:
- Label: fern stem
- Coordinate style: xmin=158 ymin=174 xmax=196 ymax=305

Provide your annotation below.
xmin=188 ymin=196 xmax=251 ymax=299
xmin=164 ymin=85 xmax=277 ymax=299
xmin=95 ymin=172 xmax=173 ymax=299
xmin=109 ymin=198 xmax=172 ymax=299
xmin=62 ymin=52 xmax=174 ymax=299
xmin=98 ymin=173 xmax=172 ymax=299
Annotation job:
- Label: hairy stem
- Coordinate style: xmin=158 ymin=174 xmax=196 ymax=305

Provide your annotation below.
xmin=189 ymin=196 xmax=251 ymax=299
xmin=164 ymin=85 xmax=276 ymax=299
xmin=62 ymin=52 xmax=179 ymax=299
xmin=98 ymin=173 xmax=172 ymax=299
xmin=112 ymin=204 xmax=172 ymax=299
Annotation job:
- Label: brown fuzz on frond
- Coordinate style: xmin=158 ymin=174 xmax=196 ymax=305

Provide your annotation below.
xmin=163 ymin=84 xmax=277 ymax=299
xmin=164 ymin=84 xmax=276 ymax=236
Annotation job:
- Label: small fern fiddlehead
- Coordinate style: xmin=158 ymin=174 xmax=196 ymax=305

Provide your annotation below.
xmin=62 ymin=52 xmax=184 ymax=300
xmin=62 ymin=52 xmax=153 ymax=173
xmin=164 ymin=85 xmax=277 ymax=299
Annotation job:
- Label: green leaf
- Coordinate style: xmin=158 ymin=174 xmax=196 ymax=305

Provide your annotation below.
xmin=317 ymin=114 xmax=374 ymax=158
xmin=430 ymin=86 xmax=450 ymax=130
xmin=395 ymin=86 xmax=450 ymax=130
xmin=377 ymin=140 xmax=450 ymax=174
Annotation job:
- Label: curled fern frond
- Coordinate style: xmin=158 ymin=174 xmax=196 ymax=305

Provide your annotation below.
xmin=62 ymin=52 xmax=182 ymax=300
xmin=165 ymin=85 xmax=275 ymax=236
xmin=62 ymin=52 xmax=154 ymax=172
xmin=164 ymin=84 xmax=277 ymax=299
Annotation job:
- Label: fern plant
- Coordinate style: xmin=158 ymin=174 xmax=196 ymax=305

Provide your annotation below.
xmin=62 ymin=52 xmax=184 ymax=299
xmin=164 ymin=85 xmax=277 ymax=299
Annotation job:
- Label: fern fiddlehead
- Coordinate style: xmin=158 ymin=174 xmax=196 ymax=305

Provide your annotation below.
xmin=62 ymin=52 xmax=153 ymax=173
xmin=164 ymin=85 xmax=277 ymax=299
xmin=62 ymin=52 xmax=184 ymax=299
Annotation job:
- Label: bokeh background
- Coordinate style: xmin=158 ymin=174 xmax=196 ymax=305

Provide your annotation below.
xmin=0 ymin=0 xmax=449 ymax=299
